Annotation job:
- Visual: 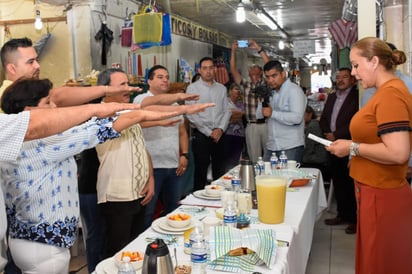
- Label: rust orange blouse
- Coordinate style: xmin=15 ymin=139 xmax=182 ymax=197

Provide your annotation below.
xmin=350 ymin=78 xmax=412 ymax=188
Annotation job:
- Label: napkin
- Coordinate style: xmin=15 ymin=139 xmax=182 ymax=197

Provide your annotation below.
xmin=208 ymin=226 xmax=276 ymax=272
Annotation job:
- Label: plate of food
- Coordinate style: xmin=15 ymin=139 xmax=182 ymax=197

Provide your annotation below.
xmin=193 ymin=190 xmax=221 ymax=200
xmin=152 ymin=217 xmax=194 ymax=234
xmin=289 ymin=178 xmax=311 ymax=187
xmin=114 ymin=250 xmax=144 ymax=270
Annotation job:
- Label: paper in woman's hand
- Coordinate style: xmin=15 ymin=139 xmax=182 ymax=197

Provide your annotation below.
xmin=308 ymin=133 xmax=332 ymax=146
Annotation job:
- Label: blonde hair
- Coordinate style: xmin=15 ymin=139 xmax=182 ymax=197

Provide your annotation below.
xmin=351 ymin=37 xmax=406 ymax=71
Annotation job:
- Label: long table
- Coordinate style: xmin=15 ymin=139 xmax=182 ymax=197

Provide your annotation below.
xmin=94 ymin=168 xmax=327 ymax=274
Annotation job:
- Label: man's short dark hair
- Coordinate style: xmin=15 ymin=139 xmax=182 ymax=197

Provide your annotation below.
xmin=338 ymin=67 xmax=352 ymax=74
xmin=0 ymin=37 xmax=33 ymax=69
xmin=148 ymin=65 xmax=168 ymax=80
xmin=199 ymin=57 xmax=214 ymax=67
xmin=97 ymin=68 xmax=125 ymax=86
xmin=263 ymin=60 xmax=284 ymax=73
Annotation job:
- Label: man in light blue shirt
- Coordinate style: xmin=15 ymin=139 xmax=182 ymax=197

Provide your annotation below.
xmin=260 ymin=60 xmax=307 ymax=162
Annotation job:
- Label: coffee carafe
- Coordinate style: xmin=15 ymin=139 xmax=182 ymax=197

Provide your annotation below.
xmin=141 ymin=238 xmax=174 ymax=274
xmin=239 ymin=159 xmax=256 ymax=192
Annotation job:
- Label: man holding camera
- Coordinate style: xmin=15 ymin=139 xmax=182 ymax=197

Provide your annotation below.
xmin=230 ymin=39 xmax=270 ymax=163
xmin=260 ymin=60 xmax=307 ymax=162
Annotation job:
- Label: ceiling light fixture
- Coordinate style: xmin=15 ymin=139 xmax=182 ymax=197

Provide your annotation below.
xmin=34 ymin=0 xmax=43 ymax=30
xmin=34 ymin=9 xmax=43 ymax=30
xmin=257 ymin=11 xmax=277 ymax=30
xmin=236 ymin=1 xmax=245 ymax=23
xmin=278 ymin=40 xmax=285 ymax=50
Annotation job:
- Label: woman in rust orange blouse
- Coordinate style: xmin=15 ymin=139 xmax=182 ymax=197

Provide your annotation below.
xmin=326 ymin=37 xmax=412 ymax=274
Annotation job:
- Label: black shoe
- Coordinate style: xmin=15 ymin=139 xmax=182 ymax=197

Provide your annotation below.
xmin=324 ymin=216 xmax=344 ymax=225
xmin=345 ymin=224 xmax=356 ymax=234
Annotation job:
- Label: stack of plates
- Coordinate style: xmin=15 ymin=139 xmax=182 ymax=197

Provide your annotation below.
xmin=151 ymin=217 xmax=194 ymax=235
xmin=193 ymin=190 xmax=221 ymax=200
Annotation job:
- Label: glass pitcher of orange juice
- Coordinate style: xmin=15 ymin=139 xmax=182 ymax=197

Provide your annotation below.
xmin=256 ymin=175 xmax=287 ymax=224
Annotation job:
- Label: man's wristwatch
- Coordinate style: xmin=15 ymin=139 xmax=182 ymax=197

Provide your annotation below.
xmin=349 ymin=142 xmax=360 ymax=157
xmin=258 ymin=47 xmax=265 ymax=54
xmin=180 ymin=153 xmax=189 ymax=159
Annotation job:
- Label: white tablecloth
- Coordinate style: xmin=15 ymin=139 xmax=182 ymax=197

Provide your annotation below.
xmin=94 ymin=168 xmax=327 ymax=274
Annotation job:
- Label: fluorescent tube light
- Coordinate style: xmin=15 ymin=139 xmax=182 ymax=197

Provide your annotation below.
xmin=236 ymin=5 xmax=245 ymax=23
xmin=257 ymin=12 xmax=277 ymax=30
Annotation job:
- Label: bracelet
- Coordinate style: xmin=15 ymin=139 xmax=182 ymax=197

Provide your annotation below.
xmin=350 ymin=142 xmax=360 ymax=157
xmin=104 ymin=85 xmax=109 ymax=96
xmin=180 ymin=153 xmax=189 ymax=159
xmin=258 ymin=48 xmax=265 ymax=54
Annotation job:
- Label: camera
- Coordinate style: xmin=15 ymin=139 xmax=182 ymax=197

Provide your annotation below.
xmin=238 ymin=40 xmax=248 ymax=48
xmin=252 ymin=85 xmax=272 ymax=107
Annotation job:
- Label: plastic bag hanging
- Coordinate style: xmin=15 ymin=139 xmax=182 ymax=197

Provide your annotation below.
xmin=132 ymin=4 xmax=163 ymax=44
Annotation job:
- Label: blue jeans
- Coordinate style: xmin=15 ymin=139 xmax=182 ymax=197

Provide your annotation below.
xmin=144 ymin=168 xmax=181 ymax=228
xmin=263 ymin=145 xmax=304 ymax=163
xmin=79 ymin=193 xmax=106 ymax=273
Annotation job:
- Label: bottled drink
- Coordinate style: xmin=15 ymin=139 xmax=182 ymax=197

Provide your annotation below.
xmin=256 ymin=156 xmax=265 ymax=175
xmin=270 ymin=153 xmax=278 ymax=173
xmin=279 ymin=151 xmax=288 ymax=169
xmin=184 ymin=227 xmax=195 ymax=255
xmin=191 ymin=233 xmax=207 ymax=274
xmin=231 ymin=173 xmax=241 ymax=199
xmin=117 ymin=256 xmax=136 ymax=274
xmin=223 ymin=200 xmax=237 ymax=228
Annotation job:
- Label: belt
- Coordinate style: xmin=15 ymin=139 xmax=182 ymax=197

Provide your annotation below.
xmin=248 ymin=119 xmax=266 ymax=124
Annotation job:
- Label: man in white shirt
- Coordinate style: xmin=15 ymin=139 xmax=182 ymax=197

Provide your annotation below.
xmin=185 ymin=57 xmax=231 ymax=191
xmin=134 ymin=65 xmax=190 ymax=227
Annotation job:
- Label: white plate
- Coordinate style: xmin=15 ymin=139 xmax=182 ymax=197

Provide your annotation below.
xmin=94 ymin=257 xmax=143 ymax=274
xmin=193 ymin=190 xmax=221 ymax=200
xmin=151 ymin=218 xmax=186 ymax=235
xmin=157 ymin=217 xmax=194 ymax=232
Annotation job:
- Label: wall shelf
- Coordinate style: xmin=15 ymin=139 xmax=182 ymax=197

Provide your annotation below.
xmin=0 ymin=15 xmax=67 ymax=26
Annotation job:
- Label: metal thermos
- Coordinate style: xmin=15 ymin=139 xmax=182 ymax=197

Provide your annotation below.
xmin=239 ymin=159 xmax=256 ymax=192
xmin=141 ymin=238 xmax=174 ymax=274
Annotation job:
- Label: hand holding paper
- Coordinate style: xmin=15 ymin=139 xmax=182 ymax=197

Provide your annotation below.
xmin=308 ymin=133 xmax=332 ymax=146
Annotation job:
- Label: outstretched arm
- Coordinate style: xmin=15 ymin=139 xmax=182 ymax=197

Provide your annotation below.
xmin=248 ymin=39 xmax=270 ymax=64
xmin=112 ymin=109 xmax=180 ymax=132
xmin=25 ymin=103 xmax=139 ymax=140
xmin=50 ymin=85 xmax=142 ymax=107
xmin=230 ymin=41 xmax=242 ymax=85
xmin=138 ymin=93 xmax=200 ymax=108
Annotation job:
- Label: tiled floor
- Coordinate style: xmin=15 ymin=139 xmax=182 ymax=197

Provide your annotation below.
xmin=306 ymin=202 xmax=356 ymax=274
xmin=70 ymin=199 xmax=356 ymax=274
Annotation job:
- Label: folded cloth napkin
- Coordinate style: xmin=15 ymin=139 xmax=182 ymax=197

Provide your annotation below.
xmin=208 ymin=226 xmax=276 ymax=272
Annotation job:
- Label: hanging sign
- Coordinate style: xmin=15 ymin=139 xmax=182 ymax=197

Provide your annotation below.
xmin=293 ymin=40 xmax=316 ymax=58
xmin=171 ymin=15 xmax=231 ymax=47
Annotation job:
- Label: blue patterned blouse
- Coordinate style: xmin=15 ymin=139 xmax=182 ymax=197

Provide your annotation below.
xmin=0 ymin=117 xmax=120 ymax=248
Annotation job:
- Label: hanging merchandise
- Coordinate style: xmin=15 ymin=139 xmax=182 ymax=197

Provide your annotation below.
xmin=131 ymin=2 xmax=172 ymax=50
xmin=95 ymin=9 xmax=113 ymax=66
xmin=34 ymin=32 xmax=51 ymax=59
xmin=121 ymin=8 xmax=133 ymax=47
xmin=133 ymin=3 xmax=162 ymax=44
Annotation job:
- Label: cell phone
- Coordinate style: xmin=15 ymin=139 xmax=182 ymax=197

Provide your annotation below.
xmin=238 ymin=40 xmax=248 ymax=48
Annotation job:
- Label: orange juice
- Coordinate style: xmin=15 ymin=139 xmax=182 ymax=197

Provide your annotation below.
xmin=256 ymin=175 xmax=287 ymax=224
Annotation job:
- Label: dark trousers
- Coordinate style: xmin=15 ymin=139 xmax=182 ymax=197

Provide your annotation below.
xmin=330 ymin=155 xmax=357 ymax=223
xmin=192 ymin=130 xmax=227 ymax=191
xmin=79 ymin=193 xmax=106 ymax=273
xmin=224 ymin=135 xmax=245 ymax=173
xmin=99 ymin=198 xmax=145 ymax=258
